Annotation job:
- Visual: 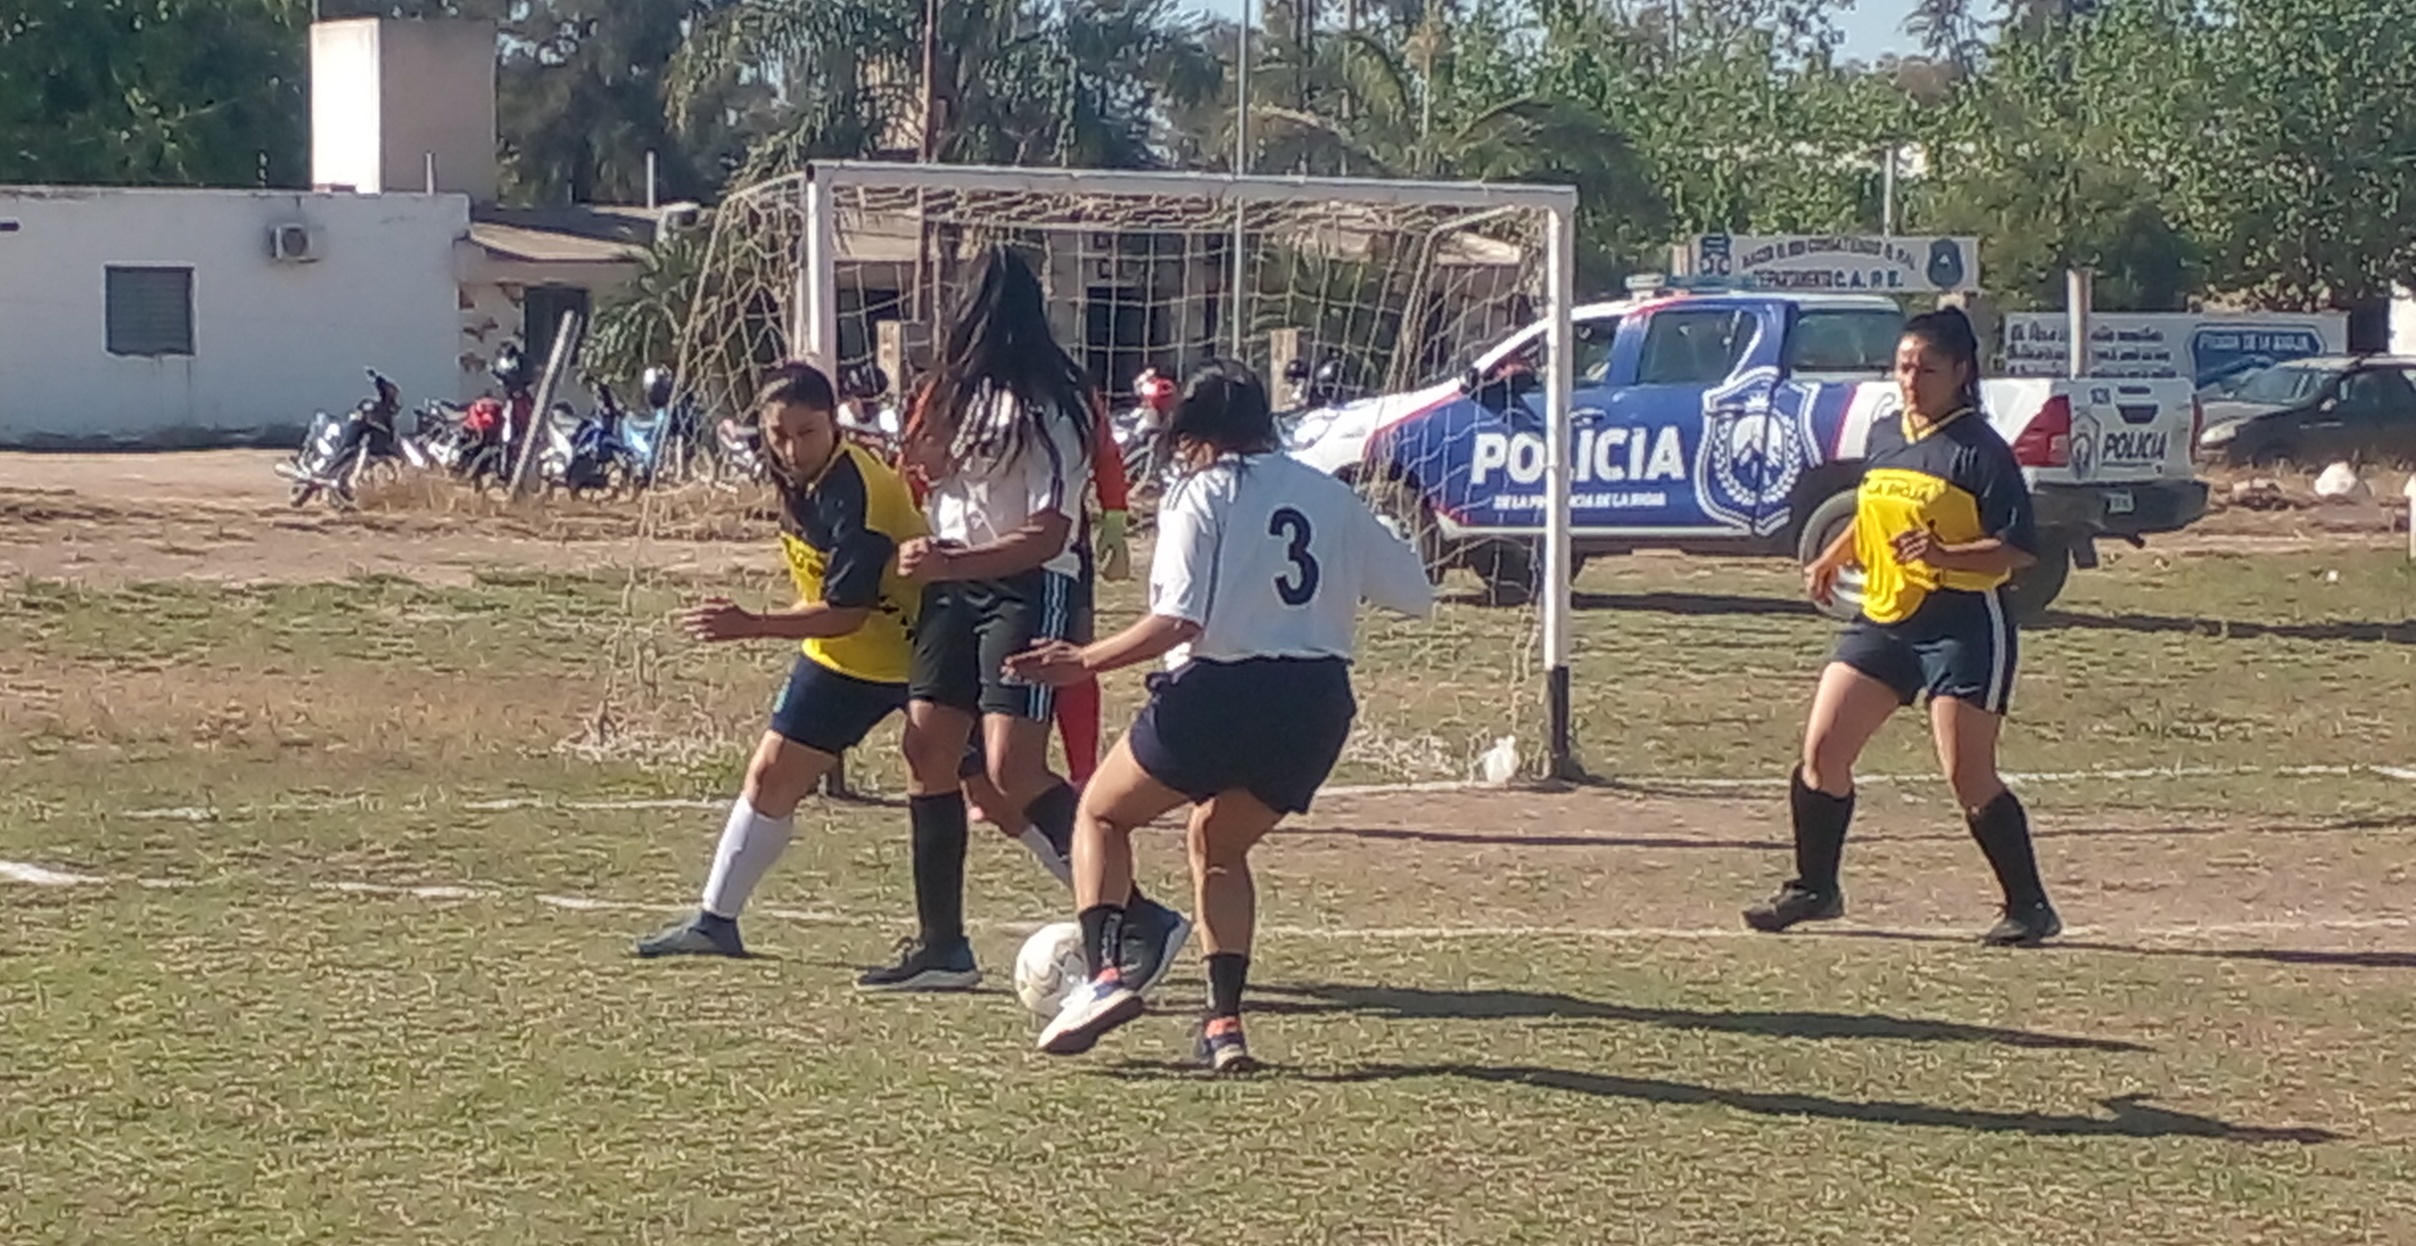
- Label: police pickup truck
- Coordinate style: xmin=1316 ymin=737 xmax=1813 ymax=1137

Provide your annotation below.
xmin=1284 ymin=287 xmax=2210 ymax=618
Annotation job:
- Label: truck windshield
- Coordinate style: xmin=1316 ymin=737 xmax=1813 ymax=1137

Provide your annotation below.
xmin=2233 ymin=363 xmax=2337 ymax=405
xmin=1784 ymin=308 xmax=1906 ymax=377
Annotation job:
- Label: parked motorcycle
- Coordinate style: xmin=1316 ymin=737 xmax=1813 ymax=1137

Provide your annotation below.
xmin=275 ymin=368 xmax=409 ymax=510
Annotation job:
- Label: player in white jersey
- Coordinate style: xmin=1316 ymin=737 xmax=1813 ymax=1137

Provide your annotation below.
xmin=862 ymin=246 xmax=1191 ymax=993
xmin=1007 ymin=360 xmax=1436 ymax=1072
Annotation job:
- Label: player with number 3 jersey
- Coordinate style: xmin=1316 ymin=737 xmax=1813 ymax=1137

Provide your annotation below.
xmin=1006 ymin=360 xmax=1435 ymax=1072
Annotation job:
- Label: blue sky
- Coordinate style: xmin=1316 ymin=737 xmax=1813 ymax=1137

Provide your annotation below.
xmin=1181 ymin=1 xmax=1922 ymax=63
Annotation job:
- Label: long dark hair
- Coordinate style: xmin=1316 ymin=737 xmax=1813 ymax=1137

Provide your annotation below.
xmin=920 ymin=246 xmax=1094 ymax=466
xmin=1903 ymin=305 xmax=1983 ymax=413
xmin=1167 ymin=359 xmax=1278 ymax=466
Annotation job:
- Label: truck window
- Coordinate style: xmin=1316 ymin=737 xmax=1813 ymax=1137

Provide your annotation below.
xmin=1638 ymin=309 xmax=1757 ymax=384
xmin=1785 ymin=308 xmax=1905 ymax=377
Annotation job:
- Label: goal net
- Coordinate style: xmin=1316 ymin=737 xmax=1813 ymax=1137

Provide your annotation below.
xmin=669 ymin=162 xmax=1578 ymax=786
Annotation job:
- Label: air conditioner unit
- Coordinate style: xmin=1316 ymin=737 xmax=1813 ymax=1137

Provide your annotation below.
xmin=269 ymin=222 xmax=319 ymax=263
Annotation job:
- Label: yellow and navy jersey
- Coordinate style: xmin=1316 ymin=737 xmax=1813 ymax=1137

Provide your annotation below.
xmin=779 ymin=441 xmax=928 ymax=684
xmin=1853 ymin=407 xmax=2037 ymax=626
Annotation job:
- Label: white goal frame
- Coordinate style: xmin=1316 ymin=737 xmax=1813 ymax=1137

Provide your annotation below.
xmin=793 ymin=161 xmax=1583 ymax=778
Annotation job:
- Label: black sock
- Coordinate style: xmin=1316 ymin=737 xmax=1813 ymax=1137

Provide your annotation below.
xmin=696 ymin=911 xmax=736 ymax=936
xmin=1790 ymin=766 xmax=1855 ymax=896
xmin=1206 ymin=953 xmax=1250 ymax=1019
xmin=1027 ymin=781 xmax=1078 ymax=861
xmin=909 ymin=792 xmax=970 ymax=949
xmin=1967 ymin=788 xmax=2048 ymax=908
xmin=1029 ymin=779 xmax=1155 ymax=911
xmin=1077 ymin=903 xmax=1127 ymax=980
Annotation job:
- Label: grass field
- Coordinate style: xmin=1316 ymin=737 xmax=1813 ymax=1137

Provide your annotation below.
xmin=5 ymin=528 xmax=2416 ymax=1244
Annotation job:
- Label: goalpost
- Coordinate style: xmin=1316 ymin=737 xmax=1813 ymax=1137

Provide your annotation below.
xmin=674 ymin=161 xmax=1582 ymax=781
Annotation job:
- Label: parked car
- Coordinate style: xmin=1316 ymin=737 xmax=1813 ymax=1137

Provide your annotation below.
xmin=2195 ymin=356 xmax=2416 ymax=465
xmin=1286 ymin=284 xmax=2211 ymax=619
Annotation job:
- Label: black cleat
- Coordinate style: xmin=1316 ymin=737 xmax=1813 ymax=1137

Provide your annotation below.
xmin=1117 ymin=898 xmax=1193 ymax=998
xmin=855 ymin=937 xmax=983 ymax=992
xmin=1743 ymin=882 xmax=1845 ymax=932
xmin=1981 ymin=901 xmax=2062 ymax=947
xmin=634 ymin=913 xmax=747 ymax=958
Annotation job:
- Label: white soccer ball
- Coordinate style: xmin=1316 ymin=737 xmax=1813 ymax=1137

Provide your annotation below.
xmin=1013 ymin=920 xmax=1089 ymax=1018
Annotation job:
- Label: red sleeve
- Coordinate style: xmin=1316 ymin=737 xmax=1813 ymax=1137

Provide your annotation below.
xmin=1090 ymin=397 xmax=1128 ymax=512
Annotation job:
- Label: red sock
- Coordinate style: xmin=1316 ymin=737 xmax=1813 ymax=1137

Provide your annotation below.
xmin=1057 ymin=676 xmax=1102 ymax=785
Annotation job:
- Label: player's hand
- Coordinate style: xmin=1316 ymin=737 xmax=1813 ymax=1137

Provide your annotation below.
xmin=1097 ymin=509 xmax=1132 ymax=581
xmin=680 ymin=597 xmax=760 ymax=643
xmin=1004 ymin=639 xmax=1090 ymax=687
xmin=1804 ymin=558 xmax=1842 ymax=605
xmin=1891 ymin=526 xmax=1942 ymax=567
xmin=897 ymin=537 xmax=952 ymax=582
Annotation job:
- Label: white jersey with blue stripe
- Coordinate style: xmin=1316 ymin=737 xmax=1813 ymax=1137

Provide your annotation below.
xmin=1149 ymin=452 xmax=1436 ymax=667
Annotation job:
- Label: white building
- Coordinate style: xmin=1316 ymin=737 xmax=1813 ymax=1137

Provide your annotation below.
xmin=0 ymin=187 xmax=471 ymax=448
xmin=0 ymin=14 xmax=651 ymax=449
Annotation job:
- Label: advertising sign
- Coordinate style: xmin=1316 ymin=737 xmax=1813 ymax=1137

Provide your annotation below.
xmin=1691 ymin=234 xmax=1982 ymax=294
xmin=2001 ymin=312 xmax=2347 ymax=388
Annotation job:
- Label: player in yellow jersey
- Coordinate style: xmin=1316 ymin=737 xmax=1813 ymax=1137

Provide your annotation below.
xmin=636 ymin=365 xmax=927 ymax=958
xmin=1745 ymin=307 xmax=2062 ymax=948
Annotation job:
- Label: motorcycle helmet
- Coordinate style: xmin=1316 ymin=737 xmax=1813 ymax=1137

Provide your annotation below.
xmin=642 ymin=365 xmax=675 ymax=411
xmin=491 ymin=344 xmax=533 ymax=393
xmin=840 ymin=363 xmax=890 ymax=402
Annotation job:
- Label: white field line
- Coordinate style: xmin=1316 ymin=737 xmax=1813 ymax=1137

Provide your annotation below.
xmin=97 ymin=763 xmax=2416 ymax=823
xmin=4 ymin=856 xmax=2409 ymax=946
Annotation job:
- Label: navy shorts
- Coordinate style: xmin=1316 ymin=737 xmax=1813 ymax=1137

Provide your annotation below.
xmin=1129 ymin=656 xmax=1357 ymax=815
xmin=769 ymin=655 xmax=908 ymax=756
xmin=1833 ymin=588 xmax=2018 ymax=715
xmin=910 ymin=570 xmax=1088 ymax=722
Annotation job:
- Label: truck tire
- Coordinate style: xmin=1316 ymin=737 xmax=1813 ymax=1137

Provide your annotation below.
xmin=1796 ymin=489 xmax=1863 ymax=623
xmin=1469 ymin=540 xmax=1537 ymax=606
xmin=2002 ymin=535 xmax=2074 ymax=622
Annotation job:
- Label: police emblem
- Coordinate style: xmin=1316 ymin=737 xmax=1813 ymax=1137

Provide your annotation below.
xmin=1695 ymin=368 xmax=1810 ymax=536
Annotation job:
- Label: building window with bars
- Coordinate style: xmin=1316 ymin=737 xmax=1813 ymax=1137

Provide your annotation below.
xmin=105 ymin=266 xmax=196 ymax=357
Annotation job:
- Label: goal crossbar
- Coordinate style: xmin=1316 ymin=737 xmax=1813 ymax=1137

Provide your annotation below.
xmin=804 ymin=160 xmax=1578 ymax=214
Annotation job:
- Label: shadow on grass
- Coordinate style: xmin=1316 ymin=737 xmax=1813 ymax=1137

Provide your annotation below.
xmin=1570 ymin=590 xmax=1810 ymax=617
xmin=1829 ymin=928 xmax=2416 ymax=971
xmin=2033 ymin=609 xmax=2416 ymax=646
xmin=1290 ymin=1066 xmax=2342 ymax=1144
xmin=1248 ymin=982 xmax=2147 ymax=1052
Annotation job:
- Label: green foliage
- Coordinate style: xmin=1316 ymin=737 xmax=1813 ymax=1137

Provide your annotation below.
xmin=9 ymin=0 xmax=2416 ymax=312
xmin=0 ymin=0 xmax=311 ymax=186
xmin=585 ymin=230 xmax=708 ymax=391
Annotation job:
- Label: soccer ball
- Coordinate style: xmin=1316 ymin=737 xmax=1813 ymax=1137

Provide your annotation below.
xmin=1013 ymin=921 xmax=1088 ymax=1018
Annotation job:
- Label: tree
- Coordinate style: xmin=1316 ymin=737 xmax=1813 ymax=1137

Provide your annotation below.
xmin=672 ymin=0 xmax=1218 ymax=177
xmin=0 ymin=0 xmax=310 ymax=187
xmin=2178 ymin=0 xmax=2416 ymax=309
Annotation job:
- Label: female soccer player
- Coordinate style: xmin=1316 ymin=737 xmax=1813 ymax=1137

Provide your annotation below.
xmin=1007 ymin=360 xmax=1435 ymax=1072
xmin=634 ymin=365 xmax=926 ymax=958
xmin=1743 ymin=306 xmax=2061 ymax=947
xmin=861 ymin=247 xmax=1189 ymax=992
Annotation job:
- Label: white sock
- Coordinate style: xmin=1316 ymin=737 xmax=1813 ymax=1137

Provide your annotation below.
xmin=700 ymin=798 xmax=794 ymax=919
xmin=1017 ymin=825 xmax=1073 ymax=886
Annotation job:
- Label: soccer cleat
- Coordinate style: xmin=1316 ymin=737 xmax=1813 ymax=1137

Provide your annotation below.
xmin=1742 ymin=882 xmax=1846 ymax=932
xmin=1193 ymin=1015 xmax=1260 ymax=1075
xmin=855 ymin=937 xmax=983 ymax=992
xmin=1119 ymin=899 xmax=1194 ymax=998
xmin=1980 ymin=901 xmax=2063 ymax=947
xmin=634 ymin=914 xmax=747 ymax=959
xmin=1036 ymin=975 xmax=1145 ymax=1056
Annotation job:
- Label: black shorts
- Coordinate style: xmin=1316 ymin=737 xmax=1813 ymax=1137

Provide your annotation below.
xmin=768 ymin=655 xmax=908 ymax=755
xmin=1129 ymin=656 xmax=1357 ymax=816
xmin=1833 ymin=588 xmax=2018 ymax=715
xmin=911 ymin=570 xmax=1088 ymax=722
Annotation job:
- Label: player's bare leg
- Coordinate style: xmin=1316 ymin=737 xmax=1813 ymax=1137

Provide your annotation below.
xmin=1037 ymin=737 xmax=1187 ymax=1056
xmin=1187 ymin=789 xmax=1282 ymax=1073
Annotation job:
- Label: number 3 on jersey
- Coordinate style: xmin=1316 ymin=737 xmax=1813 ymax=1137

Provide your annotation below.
xmin=1269 ymin=507 xmax=1320 ymax=606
